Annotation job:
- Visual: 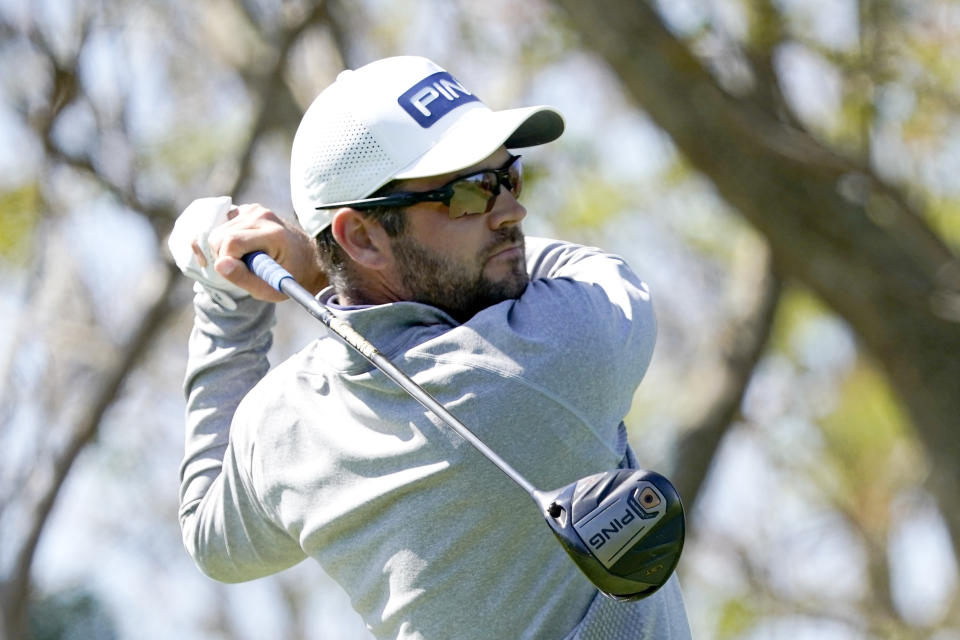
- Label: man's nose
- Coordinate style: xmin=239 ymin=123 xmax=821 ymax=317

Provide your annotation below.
xmin=487 ymin=188 xmax=526 ymax=229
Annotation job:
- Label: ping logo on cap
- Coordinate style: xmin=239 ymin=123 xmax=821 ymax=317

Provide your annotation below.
xmin=398 ymin=71 xmax=480 ymax=128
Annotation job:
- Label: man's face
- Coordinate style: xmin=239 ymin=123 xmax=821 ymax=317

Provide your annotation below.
xmin=387 ymin=148 xmax=529 ymax=322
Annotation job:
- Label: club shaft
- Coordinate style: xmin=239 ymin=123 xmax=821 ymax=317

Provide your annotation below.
xmin=244 ymin=252 xmax=539 ymax=497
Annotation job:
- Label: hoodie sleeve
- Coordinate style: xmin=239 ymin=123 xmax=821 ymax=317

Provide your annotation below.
xmin=177 ymin=285 xmax=305 ymax=582
xmin=505 ymin=236 xmax=657 ymax=459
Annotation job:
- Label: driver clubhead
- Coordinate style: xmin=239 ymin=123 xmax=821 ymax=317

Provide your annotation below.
xmin=535 ymin=468 xmax=685 ymax=600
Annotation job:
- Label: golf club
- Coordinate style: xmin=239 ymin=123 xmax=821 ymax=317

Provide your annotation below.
xmin=243 ymin=250 xmax=685 ymax=600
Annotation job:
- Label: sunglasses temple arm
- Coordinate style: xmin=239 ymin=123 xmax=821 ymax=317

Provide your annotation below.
xmin=314 ymin=190 xmax=450 ymax=211
xmin=314 ymin=194 xmax=408 ymax=210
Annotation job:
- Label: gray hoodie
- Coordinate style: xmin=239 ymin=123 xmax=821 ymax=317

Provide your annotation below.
xmin=178 ymin=236 xmax=690 ymax=639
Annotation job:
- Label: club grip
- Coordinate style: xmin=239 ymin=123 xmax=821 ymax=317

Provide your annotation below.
xmin=243 ymin=251 xmax=292 ymax=292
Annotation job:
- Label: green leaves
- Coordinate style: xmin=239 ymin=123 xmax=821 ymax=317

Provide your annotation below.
xmin=0 ymin=181 xmax=41 ymax=264
xmin=717 ymin=597 xmax=759 ymax=639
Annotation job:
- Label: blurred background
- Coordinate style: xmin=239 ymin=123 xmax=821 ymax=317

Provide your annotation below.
xmin=2 ymin=0 xmax=959 ymax=638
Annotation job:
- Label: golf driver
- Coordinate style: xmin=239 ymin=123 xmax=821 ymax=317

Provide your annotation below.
xmin=243 ymin=251 xmax=685 ymax=600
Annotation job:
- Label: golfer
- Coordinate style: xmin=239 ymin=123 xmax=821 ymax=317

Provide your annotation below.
xmin=170 ymin=56 xmax=691 ymax=639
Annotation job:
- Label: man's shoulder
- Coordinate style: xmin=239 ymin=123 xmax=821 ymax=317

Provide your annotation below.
xmin=236 ymin=342 xmax=320 ymax=420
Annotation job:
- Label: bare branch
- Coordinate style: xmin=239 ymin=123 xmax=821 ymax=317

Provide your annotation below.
xmin=551 ymin=0 xmax=960 ymax=563
xmin=1 ymin=261 xmax=179 ymax=639
xmin=226 ymin=0 xmax=339 ymax=196
xmin=671 ymin=241 xmax=781 ymax=506
xmin=1 ymin=4 xmax=353 ymax=638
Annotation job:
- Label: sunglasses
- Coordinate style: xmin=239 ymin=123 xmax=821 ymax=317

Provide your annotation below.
xmin=315 ymin=155 xmax=523 ymax=219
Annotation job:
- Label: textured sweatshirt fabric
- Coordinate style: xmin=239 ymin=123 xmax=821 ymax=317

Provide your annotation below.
xmin=178 ymin=236 xmax=691 ymax=639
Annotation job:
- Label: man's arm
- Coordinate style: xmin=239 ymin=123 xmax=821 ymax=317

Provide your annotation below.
xmin=523 ymin=236 xmax=657 ymax=397
xmin=178 ymin=288 xmax=306 ymax=581
xmin=479 ymin=236 xmax=658 ymax=466
xmin=172 ymin=201 xmax=324 ymax=581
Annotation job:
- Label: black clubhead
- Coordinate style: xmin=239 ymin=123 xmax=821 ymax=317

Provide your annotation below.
xmin=536 ymin=469 xmax=684 ymax=600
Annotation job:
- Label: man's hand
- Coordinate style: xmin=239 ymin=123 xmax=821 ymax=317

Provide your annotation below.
xmin=168 ymin=197 xmax=327 ymax=308
xmin=206 ymin=203 xmax=327 ymax=302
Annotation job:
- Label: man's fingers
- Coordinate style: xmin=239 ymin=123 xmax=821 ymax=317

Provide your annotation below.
xmin=190 ymin=240 xmax=208 ymax=267
xmin=214 ymin=256 xmax=286 ymax=302
xmin=214 ymin=226 xmax=287 ymax=265
xmin=208 ymin=209 xmax=290 ymax=261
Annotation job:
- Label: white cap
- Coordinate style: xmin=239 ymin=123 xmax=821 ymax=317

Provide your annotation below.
xmin=290 ymin=56 xmax=565 ymax=237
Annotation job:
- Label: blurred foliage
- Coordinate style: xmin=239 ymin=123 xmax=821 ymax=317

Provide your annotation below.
xmin=820 ymin=361 xmax=923 ymax=532
xmin=27 ymin=588 xmax=118 ymax=640
xmin=716 ymin=597 xmax=758 ymax=639
xmin=0 ymin=181 xmax=41 ymax=263
xmin=926 ymin=195 xmax=960 ymax=251
xmin=553 ymin=173 xmax=631 ymax=232
xmin=767 ymin=286 xmax=826 ymax=356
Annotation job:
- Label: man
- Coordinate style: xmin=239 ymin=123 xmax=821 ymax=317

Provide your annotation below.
xmin=169 ymin=56 xmax=691 ymax=639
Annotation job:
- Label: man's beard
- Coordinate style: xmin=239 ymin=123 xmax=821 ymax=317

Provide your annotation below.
xmin=390 ymin=226 xmax=529 ymax=323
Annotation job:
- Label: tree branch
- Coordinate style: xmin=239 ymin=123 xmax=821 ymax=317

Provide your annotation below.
xmin=1 ymin=4 xmax=354 ymax=638
xmin=672 ymin=241 xmax=781 ymax=506
xmin=552 ymin=0 xmax=960 ymax=563
xmin=0 ymin=262 xmax=179 ymax=638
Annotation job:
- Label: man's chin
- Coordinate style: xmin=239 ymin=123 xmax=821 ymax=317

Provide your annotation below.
xmin=486 ymin=270 xmax=529 ymax=303
xmin=484 ymin=255 xmax=528 ymax=287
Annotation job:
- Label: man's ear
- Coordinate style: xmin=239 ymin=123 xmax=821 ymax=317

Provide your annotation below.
xmin=330 ymin=209 xmax=392 ymax=270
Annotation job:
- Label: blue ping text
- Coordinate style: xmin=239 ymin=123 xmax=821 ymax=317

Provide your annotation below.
xmin=398 ymin=71 xmax=480 ymax=128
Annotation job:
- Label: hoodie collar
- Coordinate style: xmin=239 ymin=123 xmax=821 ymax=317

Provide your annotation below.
xmin=311 ymin=287 xmax=458 ymax=374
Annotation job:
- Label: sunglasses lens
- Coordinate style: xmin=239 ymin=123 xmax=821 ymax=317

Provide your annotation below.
xmin=507 ymin=159 xmax=522 ymax=197
xmin=445 ymin=156 xmax=523 ymax=218
xmin=448 ymin=176 xmax=496 ymax=218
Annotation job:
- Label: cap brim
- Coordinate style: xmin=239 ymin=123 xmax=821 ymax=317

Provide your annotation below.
xmin=393 ymin=105 xmax=564 ymax=180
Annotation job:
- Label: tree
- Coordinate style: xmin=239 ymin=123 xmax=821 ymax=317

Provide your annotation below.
xmin=553 ymin=0 xmax=960 ymax=635
xmin=0 ymin=1 xmax=351 ymax=637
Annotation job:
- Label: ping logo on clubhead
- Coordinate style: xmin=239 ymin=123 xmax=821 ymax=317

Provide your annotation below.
xmin=573 ymin=484 xmax=666 ymax=569
xmin=398 ymin=71 xmax=480 ymax=128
